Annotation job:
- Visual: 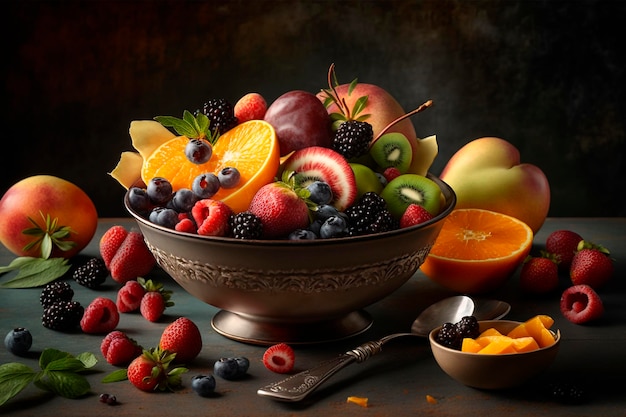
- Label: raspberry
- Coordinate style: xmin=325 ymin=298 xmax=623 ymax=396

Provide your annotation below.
xmin=230 ymin=211 xmax=263 ymax=239
xmin=262 ymin=343 xmax=295 ymax=374
xmin=42 ymin=300 xmax=84 ymax=332
xmin=40 ymin=281 xmax=74 ymax=309
xmin=191 ymin=199 xmax=233 ymax=237
xmin=72 ymin=257 xmax=108 ymax=288
xmin=560 ymin=284 xmax=604 ymax=324
xmin=101 ymin=330 xmax=142 ymax=366
xmin=116 ymin=280 xmax=146 ymax=313
xmin=80 ymin=297 xmax=120 ymax=334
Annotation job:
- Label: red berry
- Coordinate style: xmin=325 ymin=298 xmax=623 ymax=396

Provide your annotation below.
xmin=560 ymin=284 xmax=604 ymax=324
xmin=519 ymin=256 xmax=559 ymax=294
xmin=262 ymin=343 xmax=295 ymax=374
xmin=399 ymin=204 xmax=434 ymax=228
xmin=191 ymin=199 xmax=232 ymax=237
xmin=545 ymin=230 xmax=583 ymax=270
xmin=101 ymin=330 xmax=142 ymax=366
xmin=127 ymin=347 xmax=185 ymax=392
xmin=80 ymin=297 xmax=120 ymax=334
xmin=99 ymin=225 xmax=128 ymax=269
xmin=570 ymin=242 xmax=614 ymax=289
xmin=234 ymin=92 xmax=267 ymax=123
xmin=383 ymin=167 xmax=402 ymax=183
xmin=116 ymin=280 xmax=146 ymax=313
xmin=175 ymin=217 xmax=197 ymax=234
xmin=159 ymin=317 xmax=202 ymax=363
xmin=108 ymin=229 xmax=156 ymax=283
xmin=248 ymin=182 xmax=310 ymax=238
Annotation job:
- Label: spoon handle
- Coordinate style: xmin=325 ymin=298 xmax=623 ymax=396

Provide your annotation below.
xmin=257 ymin=337 xmax=402 ymax=402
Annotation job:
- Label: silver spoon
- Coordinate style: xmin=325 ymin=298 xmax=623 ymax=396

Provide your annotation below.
xmin=257 ymin=295 xmax=475 ymax=402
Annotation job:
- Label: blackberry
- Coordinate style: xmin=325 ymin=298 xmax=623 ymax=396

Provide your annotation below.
xmin=368 ymin=209 xmax=398 ymax=234
xmin=435 ymin=322 xmax=462 ymax=350
xmin=455 ymin=316 xmax=480 ymax=339
xmin=72 ymin=258 xmax=108 ymax=289
xmin=230 ymin=212 xmax=263 ymax=239
xmin=197 ymin=98 xmax=238 ymax=135
xmin=40 ymin=281 xmax=74 ymax=309
xmin=345 ymin=192 xmax=388 ymax=236
xmin=332 ymin=120 xmax=373 ymax=159
xmin=42 ymin=300 xmax=84 ymax=331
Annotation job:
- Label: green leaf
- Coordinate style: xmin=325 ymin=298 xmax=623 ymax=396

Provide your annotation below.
xmin=154 ymin=115 xmax=197 ymax=138
xmin=0 ymin=257 xmax=38 ymax=274
xmin=76 ymin=352 xmax=98 ymax=370
xmin=0 ymin=363 xmax=37 ymax=407
xmin=0 ymin=258 xmax=70 ymax=288
xmin=39 ymin=348 xmax=71 ymax=369
xmin=101 ymin=369 xmax=128 ymax=383
xmin=45 ymin=358 xmax=89 ymax=373
xmin=39 ymin=371 xmax=91 ymax=399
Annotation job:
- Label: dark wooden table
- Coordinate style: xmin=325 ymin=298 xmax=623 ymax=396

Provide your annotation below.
xmin=1 ymin=217 xmax=625 ymax=416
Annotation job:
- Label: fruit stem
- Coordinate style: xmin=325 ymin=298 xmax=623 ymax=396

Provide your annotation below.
xmin=372 ymin=99 xmax=433 ymax=144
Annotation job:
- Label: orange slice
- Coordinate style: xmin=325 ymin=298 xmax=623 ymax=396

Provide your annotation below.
xmin=141 ymin=120 xmax=280 ymax=213
xmin=420 ymin=208 xmax=533 ymax=293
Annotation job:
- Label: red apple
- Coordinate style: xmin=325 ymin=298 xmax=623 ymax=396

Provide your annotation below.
xmin=440 ymin=137 xmax=550 ymax=233
xmin=0 ymin=175 xmax=98 ymax=258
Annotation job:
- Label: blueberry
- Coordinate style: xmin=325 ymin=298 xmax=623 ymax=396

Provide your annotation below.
xmin=128 ymin=187 xmax=152 ymax=214
xmin=235 ymin=357 xmax=250 ymax=375
xmin=289 ymin=229 xmax=317 ymax=240
xmin=306 ymin=181 xmax=333 ymax=205
xmin=218 ymin=167 xmax=241 ymax=189
xmin=214 ymin=358 xmax=239 ymax=380
xmin=171 ymin=188 xmax=199 ymax=212
xmin=320 ymin=215 xmax=347 ymax=238
xmin=315 ymin=204 xmax=341 ymax=221
xmin=192 ymin=173 xmax=221 ymax=199
xmin=4 ymin=327 xmax=32 ymax=356
xmin=375 ymin=172 xmax=388 ymax=187
xmin=149 ymin=207 xmax=178 ymax=229
xmin=147 ymin=177 xmax=173 ymax=205
xmin=185 ymin=139 xmax=212 ymax=164
xmin=191 ymin=374 xmax=216 ymax=397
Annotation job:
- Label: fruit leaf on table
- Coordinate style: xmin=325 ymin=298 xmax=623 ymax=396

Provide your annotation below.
xmin=0 ymin=348 xmax=97 ymax=406
xmin=0 ymin=256 xmax=71 ymax=288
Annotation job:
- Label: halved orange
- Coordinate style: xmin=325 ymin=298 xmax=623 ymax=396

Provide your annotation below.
xmin=141 ymin=120 xmax=280 ymax=213
xmin=420 ymin=208 xmax=533 ymax=294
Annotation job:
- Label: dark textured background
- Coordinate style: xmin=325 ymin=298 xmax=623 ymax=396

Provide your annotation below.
xmin=3 ymin=0 xmax=625 ymax=218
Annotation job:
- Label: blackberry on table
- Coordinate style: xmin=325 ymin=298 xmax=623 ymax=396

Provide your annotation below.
xmin=197 ymin=98 xmax=238 ymax=135
xmin=230 ymin=212 xmax=263 ymax=239
xmin=435 ymin=322 xmax=462 ymax=350
xmin=40 ymin=281 xmax=74 ymax=309
xmin=332 ymin=120 xmax=373 ymax=159
xmin=73 ymin=258 xmax=108 ymax=288
xmin=455 ymin=315 xmax=480 ymax=339
xmin=42 ymin=300 xmax=84 ymax=332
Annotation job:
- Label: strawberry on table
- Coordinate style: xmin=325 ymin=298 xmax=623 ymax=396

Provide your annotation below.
xmin=545 ymin=229 xmax=583 ymax=271
xmin=519 ymin=254 xmax=559 ymax=294
xmin=139 ymin=279 xmax=174 ymax=322
xmin=116 ymin=279 xmax=146 ymax=313
xmin=262 ymin=343 xmax=295 ymax=374
xmin=99 ymin=225 xmax=128 ymax=269
xmin=570 ymin=241 xmax=614 ymax=289
xmin=127 ymin=347 xmax=188 ymax=392
xmin=560 ymin=284 xmax=604 ymax=324
xmin=159 ymin=317 xmax=202 ymax=363
xmin=100 ymin=225 xmax=156 ymax=283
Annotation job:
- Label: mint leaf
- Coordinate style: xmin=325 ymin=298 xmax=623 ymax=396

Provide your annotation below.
xmin=0 ymin=257 xmax=70 ymax=288
xmin=0 ymin=256 xmax=38 ymax=273
xmin=76 ymin=352 xmax=98 ymax=369
xmin=0 ymin=363 xmax=37 ymax=407
xmin=36 ymin=371 xmax=91 ymax=399
xmin=45 ymin=357 xmax=89 ymax=373
xmin=102 ymin=369 xmax=128 ymax=383
xmin=39 ymin=348 xmax=71 ymax=369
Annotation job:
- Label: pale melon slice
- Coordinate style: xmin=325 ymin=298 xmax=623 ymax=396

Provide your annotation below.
xmin=129 ymin=120 xmax=176 ymax=160
xmin=410 ymin=135 xmax=438 ymax=176
xmin=109 ymin=151 xmax=144 ymax=189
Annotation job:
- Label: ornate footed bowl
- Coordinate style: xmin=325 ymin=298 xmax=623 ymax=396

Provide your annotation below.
xmin=125 ymin=174 xmax=456 ymax=345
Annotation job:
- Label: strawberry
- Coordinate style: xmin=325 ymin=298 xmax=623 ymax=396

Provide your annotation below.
xmin=249 ymin=182 xmax=310 ymax=238
xmin=262 ymin=343 xmax=295 ymax=374
xmin=560 ymin=284 xmax=604 ymax=324
xmin=101 ymin=330 xmax=142 ymax=366
xmin=191 ymin=199 xmax=232 ymax=236
xmin=127 ymin=347 xmax=188 ymax=392
xmin=400 ymin=204 xmax=433 ymax=228
xmin=159 ymin=317 xmax=202 ymax=363
xmin=80 ymin=297 xmax=120 ymax=334
xmin=519 ymin=254 xmax=559 ymax=294
xmin=383 ymin=167 xmax=402 ymax=183
xmin=570 ymin=241 xmax=614 ymax=289
xmin=139 ymin=279 xmax=174 ymax=322
xmin=99 ymin=225 xmax=128 ymax=269
xmin=545 ymin=230 xmax=583 ymax=271
xmin=116 ymin=280 xmax=146 ymax=313
xmin=108 ymin=229 xmax=156 ymax=283
xmin=234 ymin=92 xmax=267 ymax=123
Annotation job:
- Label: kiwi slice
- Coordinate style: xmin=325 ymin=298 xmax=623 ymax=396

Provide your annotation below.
xmin=369 ymin=132 xmax=413 ymax=173
xmin=380 ymin=174 xmax=441 ymax=218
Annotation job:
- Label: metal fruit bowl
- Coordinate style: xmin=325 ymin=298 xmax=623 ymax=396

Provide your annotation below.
xmin=124 ymin=174 xmax=456 ymax=345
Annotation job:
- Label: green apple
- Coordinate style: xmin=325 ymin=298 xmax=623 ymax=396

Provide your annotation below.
xmin=350 ymin=163 xmax=383 ymax=197
xmin=440 ymin=137 xmax=550 ymax=233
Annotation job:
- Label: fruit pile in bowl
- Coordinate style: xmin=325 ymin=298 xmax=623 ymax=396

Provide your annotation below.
xmin=111 ymin=65 xmax=456 ymax=345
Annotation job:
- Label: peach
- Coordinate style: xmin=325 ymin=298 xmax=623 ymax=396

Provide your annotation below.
xmin=0 ymin=175 xmax=98 ymax=259
xmin=440 ymin=137 xmax=550 ymax=233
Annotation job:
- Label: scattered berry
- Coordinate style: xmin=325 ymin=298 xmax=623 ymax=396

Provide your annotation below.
xmin=72 ymin=257 xmax=108 ymax=288
xmin=42 ymin=300 xmax=84 ymax=332
xmin=159 ymin=317 xmax=202 ymax=363
xmin=191 ymin=374 xmax=216 ymax=397
xmin=191 ymin=199 xmax=233 ymax=237
xmin=101 ymin=330 xmax=142 ymax=366
xmin=214 ymin=357 xmax=249 ymax=380
xmin=80 ymin=297 xmax=120 ymax=334
xmin=4 ymin=327 xmax=32 ymax=356
xmin=545 ymin=382 xmax=588 ymax=404
xmin=116 ymin=280 xmax=146 ymax=313
xmin=139 ymin=280 xmax=174 ymax=322
xmin=185 ymin=138 xmax=212 ymax=164
xmin=399 ymin=203 xmax=434 ymax=228
xmin=570 ymin=241 xmax=614 ymax=289
xmin=519 ymin=255 xmax=559 ymax=294
xmin=234 ymin=92 xmax=267 ymax=123
xmin=99 ymin=393 xmax=119 ymax=405
xmin=230 ymin=211 xmax=263 ymax=239
xmin=262 ymin=343 xmax=295 ymax=374
xmin=545 ymin=230 xmax=583 ymax=271
xmin=40 ymin=281 xmax=74 ymax=309
xmin=560 ymin=284 xmax=604 ymax=324
xmin=127 ymin=347 xmax=187 ymax=392
xmin=218 ymin=167 xmax=241 ymax=189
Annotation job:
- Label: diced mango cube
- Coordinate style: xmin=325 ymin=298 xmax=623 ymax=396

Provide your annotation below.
xmin=507 ymin=323 xmax=531 ymax=339
xmin=535 ymin=314 xmax=555 ymax=329
xmin=477 ymin=336 xmax=515 ymax=354
xmin=461 ymin=337 xmax=483 ymax=353
xmin=512 ymin=336 xmax=540 ymax=353
xmin=479 ymin=327 xmax=504 ymax=337
xmin=524 ymin=315 xmax=552 ymax=344
xmin=538 ymin=327 xmax=557 ymax=348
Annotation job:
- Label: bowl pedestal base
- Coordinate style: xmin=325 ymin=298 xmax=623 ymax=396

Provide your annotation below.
xmin=211 ymin=310 xmax=373 ymax=346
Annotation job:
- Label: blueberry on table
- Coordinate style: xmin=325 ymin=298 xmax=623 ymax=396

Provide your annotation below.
xmin=4 ymin=327 xmax=33 ymax=356
xmin=191 ymin=374 xmax=216 ymax=397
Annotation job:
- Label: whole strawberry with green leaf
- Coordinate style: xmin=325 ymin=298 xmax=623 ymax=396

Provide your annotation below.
xmin=126 ymin=347 xmax=188 ymax=392
xmin=570 ymin=240 xmax=614 ymax=289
